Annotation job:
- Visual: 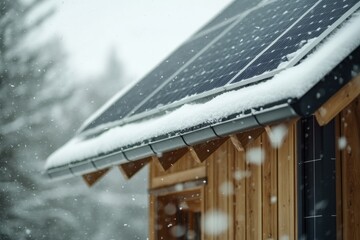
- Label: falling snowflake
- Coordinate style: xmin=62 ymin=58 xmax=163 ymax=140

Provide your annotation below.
xmin=219 ymin=181 xmax=234 ymax=196
xmin=246 ymin=147 xmax=265 ymax=165
xmin=268 ymin=124 xmax=288 ymax=148
xmin=204 ymin=210 xmax=229 ymax=236
xmin=338 ymin=136 xmax=347 ymax=150
xmin=233 ymin=170 xmax=251 ymax=181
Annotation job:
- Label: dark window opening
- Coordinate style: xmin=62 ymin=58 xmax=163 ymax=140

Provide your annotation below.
xmin=297 ymin=116 xmax=337 ymax=239
xmin=155 ymin=189 xmax=202 ymax=240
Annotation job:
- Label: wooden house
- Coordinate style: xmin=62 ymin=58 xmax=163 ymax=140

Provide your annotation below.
xmin=45 ymin=1 xmax=360 ymax=239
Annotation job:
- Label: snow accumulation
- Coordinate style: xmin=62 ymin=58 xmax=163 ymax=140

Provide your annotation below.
xmin=45 ymin=12 xmax=360 ymax=170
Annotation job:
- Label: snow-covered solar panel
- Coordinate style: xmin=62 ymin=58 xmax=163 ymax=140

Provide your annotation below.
xmin=80 ymin=0 xmax=360 ymax=135
xmin=82 ymin=25 xmax=227 ymax=132
xmin=134 ymin=0 xmax=317 ymax=115
xmin=233 ymin=0 xmax=357 ymax=82
xmin=196 ymin=0 xmax=262 ymax=33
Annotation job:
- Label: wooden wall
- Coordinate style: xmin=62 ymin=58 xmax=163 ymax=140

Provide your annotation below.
xmin=148 ymin=121 xmax=297 ymax=240
xmin=336 ymin=96 xmax=360 ymax=239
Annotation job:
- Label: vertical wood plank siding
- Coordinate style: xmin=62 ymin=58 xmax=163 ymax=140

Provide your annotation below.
xmin=337 ymin=97 xmax=360 ymax=239
xmin=149 ymin=121 xmax=297 ymax=239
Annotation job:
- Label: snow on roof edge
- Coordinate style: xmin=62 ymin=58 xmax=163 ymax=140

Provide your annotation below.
xmin=45 ymin=12 xmax=360 ymax=170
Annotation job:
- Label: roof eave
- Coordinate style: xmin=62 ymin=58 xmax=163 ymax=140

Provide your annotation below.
xmin=45 ymin=102 xmax=298 ymax=179
xmin=45 ymin=45 xmax=360 ymax=180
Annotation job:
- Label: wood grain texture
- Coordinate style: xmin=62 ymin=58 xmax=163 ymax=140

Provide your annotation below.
xmin=339 ymin=97 xmax=360 ymax=240
xmin=315 ymin=74 xmax=360 ymax=126
xmin=191 ymin=137 xmax=228 ymax=163
xmin=246 ymin=136 xmax=263 ymax=240
xmin=234 ymin=147 xmax=247 ymax=240
xmin=277 ymin=122 xmax=296 ymax=240
xmin=237 ymin=127 xmax=265 ymax=147
xmin=153 ymin=147 xmax=189 ymax=171
xmin=118 ymin=157 xmax=150 ymax=179
xmin=151 ymin=166 xmax=206 ymax=189
xmin=82 ymin=168 xmax=110 ymax=187
xmin=147 ymin=122 xmax=300 ymax=240
xmin=262 ymin=133 xmax=278 ymax=240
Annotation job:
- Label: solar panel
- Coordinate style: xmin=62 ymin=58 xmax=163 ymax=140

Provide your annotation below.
xmin=232 ymin=0 xmax=357 ymax=82
xmin=82 ymin=25 xmax=227 ymax=132
xmin=81 ymin=0 xmax=360 ymax=135
xmin=197 ymin=0 xmax=262 ymax=33
xmin=131 ymin=0 xmax=325 ymax=115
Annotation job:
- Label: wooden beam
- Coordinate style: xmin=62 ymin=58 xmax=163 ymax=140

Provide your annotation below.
xmin=189 ymin=137 xmax=228 ymax=163
xmin=118 ymin=157 xmax=150 ymax=179
xmin=230 ymin=134 xmax=244 ymax=151
xmin=151 ymin=166 xmax=206 ymax=189
xmin=264 ymin=125 xmax=272 ymax=136
xmin=315 ymin=74 xmax=360 ymax=126
xmin=188 ymin=146 xmax=201 ymax=163
xmin=152 ymin=147 xmax=189 ymax=171
xmin=82 ymin=168 xmax=110 ymax=187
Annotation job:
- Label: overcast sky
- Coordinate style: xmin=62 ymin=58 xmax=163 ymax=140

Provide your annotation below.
xmin=43 ymin=0 xmax=232 ymax=80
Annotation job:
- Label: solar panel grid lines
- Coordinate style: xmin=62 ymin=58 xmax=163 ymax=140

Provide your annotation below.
xmin=232 ymin=0 xmax=360 ymax=82
xmin=81 ymin=25 xmax=227 ymax=132
xmin=195 ymin=0 xmax=262 ymax=34
xmin=275 ymin=0 xmax=360 ymax=69
xmin=133 ymin=0 xmax=320 ymax=115
xmin=226 ymin=0 xmax=323 ymax=85
xmin=126 ymin=1 xmax=270 ymax=119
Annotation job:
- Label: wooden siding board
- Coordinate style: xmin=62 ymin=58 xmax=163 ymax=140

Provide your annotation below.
xmin=151 ymin=167 xmax=206 ymax=189
xmin=205 ymin=152 xmax=214 ymax=240
xmin=234 ymin=143 xmax=247 ymax=239
xmin=262 ymin=133 xmax=278 ymax=240
xmin=277 ymin=122 xmax=296 ymax=240
xmin=246 ymin=136 xmax=263 ymax=240
xmin=340 ymin=98 xmax=360 ymax=239
xmin=227 ymin=142 xmax=235 ymax=240
xmin=216 ymin=142 xmax=229 ymax=240
xmin=148 ymin=121 xmax=301 ymax=240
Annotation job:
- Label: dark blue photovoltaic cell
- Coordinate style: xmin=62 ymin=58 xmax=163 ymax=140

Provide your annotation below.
xmin=232 ymin=0 xmax=357 ymax=83
xmin=133 ymin=0 xmax=316 ymax=115
xmin=82 ymin=26 xmax=226 ymax=132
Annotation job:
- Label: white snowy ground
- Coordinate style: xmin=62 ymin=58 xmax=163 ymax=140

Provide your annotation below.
xmin=45 ymin=12 xmax=360 ymax=170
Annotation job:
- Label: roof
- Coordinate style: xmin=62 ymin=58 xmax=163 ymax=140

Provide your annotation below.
xmin=45 ymin=1 xmax=360 ymax=179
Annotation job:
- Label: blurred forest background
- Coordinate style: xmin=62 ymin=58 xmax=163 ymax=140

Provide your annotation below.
xmin=0 ymin=0 xmax=148 ymax=239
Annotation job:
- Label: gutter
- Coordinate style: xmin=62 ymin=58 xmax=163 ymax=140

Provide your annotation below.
xmin=46 ymin=102 xmax=297 ymax=179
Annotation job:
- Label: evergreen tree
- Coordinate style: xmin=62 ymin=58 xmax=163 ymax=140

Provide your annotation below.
xmin=0 ymin=1 xmax=147 ymax=239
